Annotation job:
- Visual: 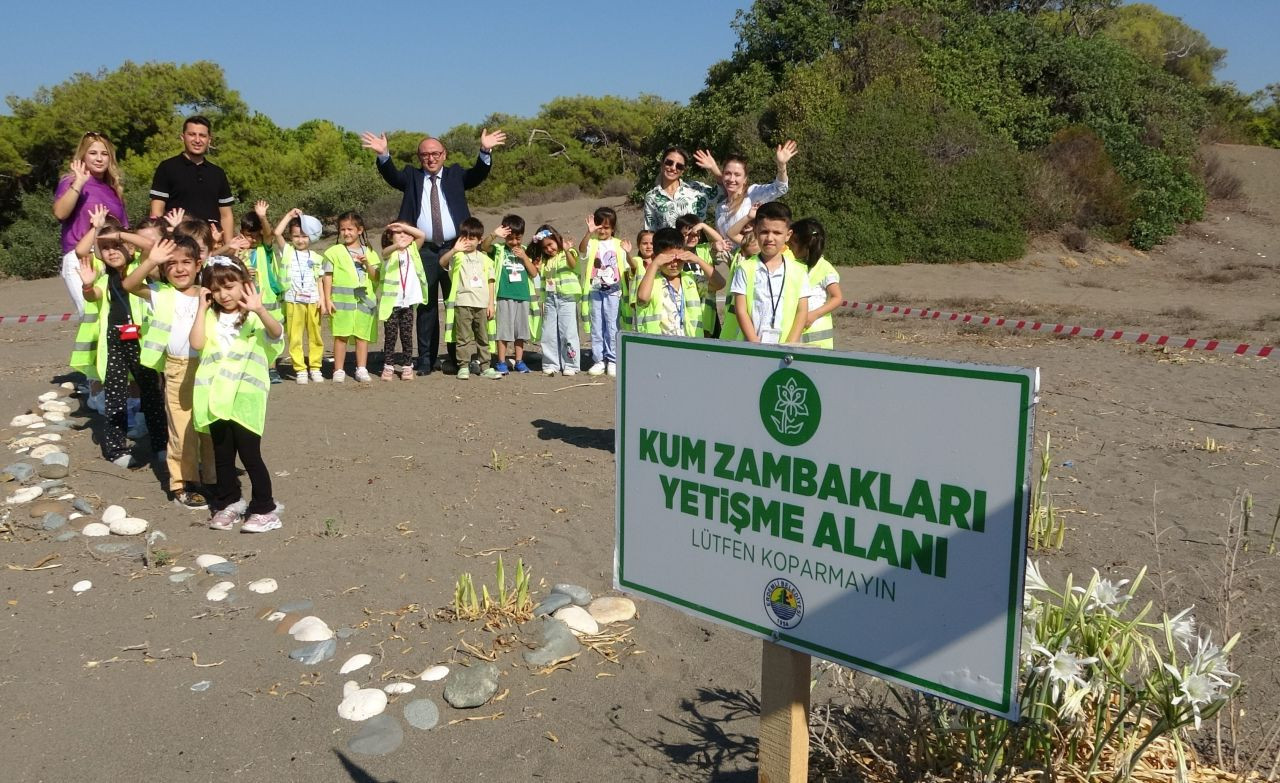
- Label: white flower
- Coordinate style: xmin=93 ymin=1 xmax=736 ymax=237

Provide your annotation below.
xmin=1166 ymin=607 xmax=1197 ymax=651
xmin=1024 ymin=559 xmax=1052 ymax=594
xmin=1191 ymin=633 xmax=1236 ymax=683
xmin=1073 ymin=570 xmax=1132 ymax=614
xmin=1164 ymin=664 xmax=1223 ymax=730
xmin=1033 ymin=640 xmax=1098 ymax=701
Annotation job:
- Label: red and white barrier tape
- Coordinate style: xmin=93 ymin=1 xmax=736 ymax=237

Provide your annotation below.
xmin=842 ymin=301 xmax=1275 ymax=360
xmin=0 ymin=312 xmax=78 ymax=325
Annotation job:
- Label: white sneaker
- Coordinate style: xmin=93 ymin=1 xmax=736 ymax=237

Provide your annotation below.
xmin=562 ymin=367 xmax=578 ymax=377
xmin=588 ymin=361 xmax=606 ymax=376
xmin=309 ymin=369 xmax=324 ymax=383
xmin=606 ymin=362 xmax=617 ymax=377
xmin=354 ymin=367 xmax=371 ymax=383
xmin=332 ymin=369 xmax=346 ymax=383
xmin=543 ymin=368 xmax=558 ymax=377
xmin=296 ymin=372 xmax=309 ymax=385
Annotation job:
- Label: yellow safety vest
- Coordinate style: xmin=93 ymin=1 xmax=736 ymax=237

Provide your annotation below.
xmin=635 ymin=272 xmax=704 ymax=337
xmin=68 ymin=262 xmax=149 ymax=381
xmin=378 ymin=245 xmax=430 ymax=321
xmin=442 ymin=251 xmax=497 ymax=350
xmin=193 ymin=310 xmax=282 ymax=436
xmin=139 ymin=285 xmax=200 ymax=370
xmin=323 ymin=244 xmax=380 ymax=317
xmin=721 ymin=254 xmax=807 ymax=343
xmin=801 ymin=256 xmax=839 ymax=349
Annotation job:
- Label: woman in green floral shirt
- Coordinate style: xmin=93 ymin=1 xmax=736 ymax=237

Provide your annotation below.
xmin=642 ymin=146 xmax=724 ymax=231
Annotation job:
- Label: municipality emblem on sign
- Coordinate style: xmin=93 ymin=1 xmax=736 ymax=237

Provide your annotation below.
xmin=759 ymin=368 xmax=821 ymax=446
xmin=764 ymin=578 xmax=804 ymax=629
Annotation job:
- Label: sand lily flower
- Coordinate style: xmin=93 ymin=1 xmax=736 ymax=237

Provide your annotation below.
xmin=1073 ymin=570 xmax=1132 ymax=614
xmin=1166 ymin=607 xmax=1197 ymax=651
xmin=1033 ymin=640 xmax=1098 ymax=701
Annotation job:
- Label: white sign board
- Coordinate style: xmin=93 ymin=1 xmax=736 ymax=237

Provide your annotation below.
xmin=615 ymin=334 xmax=1037 ymax=718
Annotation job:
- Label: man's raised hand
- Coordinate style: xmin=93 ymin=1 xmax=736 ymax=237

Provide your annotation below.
xmin=360 ymin=132 xmax=390 ymax=157
xmin=479 ymin=129 xmax=507 ymax=153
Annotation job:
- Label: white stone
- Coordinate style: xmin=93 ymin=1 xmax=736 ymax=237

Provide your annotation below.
xmin=72 ymin=580 xmax=92 ymax=594
xmin=39 ymin=433 xmax=62 ymax=442
xmin=57 ymin=493 xmax=74 ymax=501
xmin=337 ymin=688 xmax=388 ymax=722
xmin=247 ymin=578 xmax=278 ymax=594
xmin=587 ymin=596 xmax=637 ymax=626
xmin=109 ymin=517 xmax=148 ymax=536
xmin=344 ymin=680 xmax=360 ymax=697
xmin=169 ymin=566 xmax=187 ymax=573
xmin=12 ymin=436 xmax=44 ymax=449
xmin=68 ymin=512 xmax=83 ymax=520
xmin=289 ymin=616 xmax=334 ymax=642
xmin=553 ymin=605 xmax=600 ymax=636
xmin=38 ymin=391 xmax=58 ymax=402
xmin=419 ymin=665 xmax=449 ymax=682
xmin=43 ymin=412 xmax=66 ymax=423
xmin=5 ymin=486 xmax=43 ymax=505
xmin=39 ymin=400 xmax=71 ymax=413
xmin=9 ymin=414 xmax=41 ymax=428
xmin=205 ymin=581 xmax=235 ymax=602
xmin=29 ymin=444 xmax=63 ymax=460
xmin=383 ymin=682 xmax=415 ymax=695
xmin=60 ymin=382 xmax=75 ymax=390
xmin=101 ymin=505 xmax=127 ymax=524
xmin=265 ymin=611 xmax=286 ymax=622
xmin=340 ymin=653 xmax=373 ymax=674
xmin=28 ymin=422 xmax=46 ymax=429
xmin=194 ymin=554 xmax=227 ymax=568
xmin=81 ymin=522 xmax=110 ymax=537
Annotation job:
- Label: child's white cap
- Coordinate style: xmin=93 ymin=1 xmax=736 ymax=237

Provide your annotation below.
xmin=300 ymin=214 xmax=323 ymax=242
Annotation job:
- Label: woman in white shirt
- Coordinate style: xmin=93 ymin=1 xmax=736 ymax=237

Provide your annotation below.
xmin=706 ymin=140 xmax=799 ymax=249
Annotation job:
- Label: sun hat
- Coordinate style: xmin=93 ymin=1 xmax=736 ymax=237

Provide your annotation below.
xmin=299 ymin=214 xmax=323 ymax=242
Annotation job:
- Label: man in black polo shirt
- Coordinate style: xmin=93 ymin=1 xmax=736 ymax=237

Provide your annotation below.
xmin=149 ymin=115 xmax=235 ymax=238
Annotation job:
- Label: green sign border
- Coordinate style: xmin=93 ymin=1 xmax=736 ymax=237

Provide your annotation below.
xmin=615 ymin=333 xmax=1033 ymax=717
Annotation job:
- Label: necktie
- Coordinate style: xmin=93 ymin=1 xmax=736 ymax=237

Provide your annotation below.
xmin=429 ymin=174 xmax=443 ymax=245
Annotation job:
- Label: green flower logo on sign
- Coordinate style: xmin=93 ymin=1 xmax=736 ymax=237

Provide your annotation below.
xmin=759 ymin=368 xmax=822 ymax=446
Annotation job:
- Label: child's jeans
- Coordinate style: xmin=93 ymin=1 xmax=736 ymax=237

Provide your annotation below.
xmin=589 ymin=286 xmax=620 ymax=364
xmin=541 ymin=293 xmax=580 ymax=372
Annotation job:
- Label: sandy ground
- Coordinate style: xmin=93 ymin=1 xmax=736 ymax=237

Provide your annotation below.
xmin=0 ymin=144 xmax=1277 ymax=782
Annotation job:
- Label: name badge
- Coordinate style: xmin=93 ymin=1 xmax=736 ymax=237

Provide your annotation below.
xmin=759 ymin=326 xmax=782 ymax=344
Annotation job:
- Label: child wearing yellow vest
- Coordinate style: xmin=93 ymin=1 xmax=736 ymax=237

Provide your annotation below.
xmin=620 ymin=229 xmax=653 ymax=333
xmin=378 ymin=222 xmax=429 ymax=380
xmin=273 ymin=208 xmax=325 ymax=384
xmin=723 ymin=201 xmax=811 ymax=344
xmin=442 ymin=217 xmax=500 ymax=380
xmin=578 ymin=207 xmax=630 ymax=377
xmin=322 ymin=211 xmax=381 ymax=383
xmin=674 ymin=213 xmax=727 ymax=338
xmin=485 ymin=214 xmax=539 ymax=375
xmin=635 ymin=228 xmax=725 ymax=337
xmin=789 ymin=218 xmax=843 ymax=350
xmin=238 ymin=200 xmax=285 ymax=383
xmin=69 ymin=205 xmax=167 ymax=469
xmin=190 ymin=257 xmax=284 ymax=533
xmin=121 ymin=235 xmax=217 ymax=509
xmin=531 ymin=224 xmax=582 ymax=376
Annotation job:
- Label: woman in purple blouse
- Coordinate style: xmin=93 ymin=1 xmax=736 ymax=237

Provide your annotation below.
xmin=51 ymin=132 xmax=129 ymax=315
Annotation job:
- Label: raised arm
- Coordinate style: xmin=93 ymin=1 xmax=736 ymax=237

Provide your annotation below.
xmin=635 ymin=256 xmax=662 ymax=306
xmin=189 ymin=289 xmax=209 ymax=351
xmin=363 ymin=132 xmax=411 ymax=191
xmin=388 ymin=221 xmax=426 ymax=248
xmin=254 ymin=200 xmax=273 ymax=243
xmin=462 ymin=128 xmax=506 ymax=190
xmin=122 ymin=238 xmax=176 ymax=301
xmin=273 ymin=207 xmax=301 ymax=250
xmin=75 ymin=205 xmax=109 ymax=261
xmin=51 ymin=163 xmax=90 ymax=221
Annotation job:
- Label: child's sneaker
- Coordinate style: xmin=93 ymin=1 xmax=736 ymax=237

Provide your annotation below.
xmin=173 ymin=489 xmax=209 ymax=510
xmin=381 ymin=365 xmax=396 ymax=381
xmin=309 ymin=369 xmax=324 ymax=383
xmin=606 ymin=362 xmax=617 ymax=377
xmin=269 ymin=368 xmax=282 ymax=384
xmin=241 ymin=512 xmax=282 ymax=534
xmin=481 ymin=367 xmax=502 ymax=379
xmin=296 ymin=372 xmax=309 ymax=385
xmin=588 ymin=361 xmax=607 ymax=376
xmin=495 ymin=362 xmax=509 ymax=376
xmin=456 ymin=367 xmax=471 ymax=380
xmin=562 ymin=367 xmax=578 ymax=377
xmin=354 ymin=367 xmax=372 ymax=383
xmin=208 ymin=508 xmax=239 ymax=531
xmin=543 ymin=368 xmax=558 ymax=377
xmin=400 ymin=366 xmax=414 ymax=381
xmin=111 ymin=453 xmax=142 ymax=469
xmin=514 ymin=361 xmax=530 ymax=373
xmin=332 ymin=369 xmax=346 ymax=383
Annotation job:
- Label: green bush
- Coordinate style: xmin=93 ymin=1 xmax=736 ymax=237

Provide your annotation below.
xmin=773 ymin=60 xmax=1028 ymax=264
xmin=0 ymin=188 xmax=60 ymax=280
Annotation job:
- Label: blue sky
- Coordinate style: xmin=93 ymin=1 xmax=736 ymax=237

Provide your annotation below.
xmin=1 ymin=0 xmax=1275 ymax=135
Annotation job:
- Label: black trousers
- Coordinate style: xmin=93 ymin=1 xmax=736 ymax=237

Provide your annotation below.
xmin=101 ymin=329 xmax=167 ymax=459
xmin=208 ymin=419 xmax=274 ymax=515
xmin=414 ymin=243 xmax=455 ymax=372
xmin=384 ymin=306 xmax=415 ymax=367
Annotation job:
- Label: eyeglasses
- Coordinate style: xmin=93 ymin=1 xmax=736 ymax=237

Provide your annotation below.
xmin=82 ymin=131 xmax=105 ymax=139
xmin=662 ymin=159 xmax=686 ymax=171
xmin=419 ymin=151 xmax=446 ymax=159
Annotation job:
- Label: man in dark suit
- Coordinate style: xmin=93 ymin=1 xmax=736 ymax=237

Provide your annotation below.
xmin=361 ymin=128 xmax=507 ymax=374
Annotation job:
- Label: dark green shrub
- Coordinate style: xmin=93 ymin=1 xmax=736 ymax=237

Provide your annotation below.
xmin=0 ymin=188 xmax=60 ymax=280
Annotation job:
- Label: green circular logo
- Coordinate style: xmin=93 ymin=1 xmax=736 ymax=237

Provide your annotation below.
xmin=759 ymin=368 xmax=822 ymax=446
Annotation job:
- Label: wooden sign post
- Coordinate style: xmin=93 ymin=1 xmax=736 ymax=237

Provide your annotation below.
xmin=759 ymin=641 xmax=811 ymax=782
